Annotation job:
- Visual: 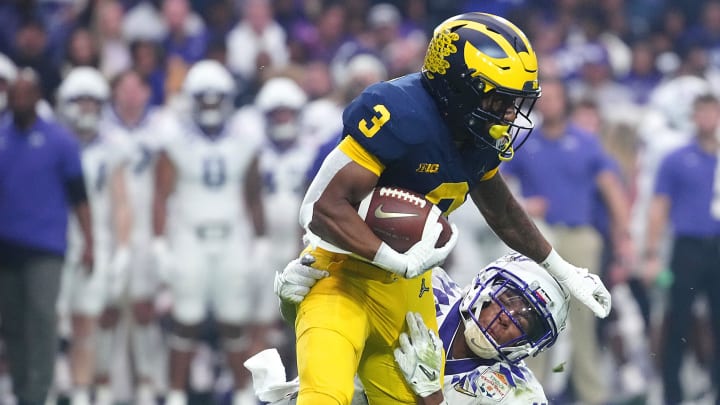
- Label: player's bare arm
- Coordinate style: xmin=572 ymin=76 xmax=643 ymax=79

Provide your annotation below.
xmin=596 ymin=170 xmax=632 ymax=264
xmin=244 ymin=154 xmax=266 ymax=237
xmin=643 ymin=194 xmax=670 ymax=284
xmin=152 ymin=150 xmax=176 ymax=237
xmin=470 ymin=173 xmax=551 ymax=262
xmin=74 ymin=200 xmax=94 ymax=270
xmin=308 ymin=155 xmax=382 ymax=260
xmin=110 ymin=166 xmax=132 ymax=246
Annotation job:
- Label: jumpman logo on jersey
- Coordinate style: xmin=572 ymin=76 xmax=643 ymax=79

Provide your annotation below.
xmin=419 ymin=278 xmax=430 ymax=298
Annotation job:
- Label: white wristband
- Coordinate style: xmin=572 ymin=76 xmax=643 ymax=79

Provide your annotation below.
xmin=372 ymin=242 xmax=407 ymax=275
xmin=539 ymin=248 xmax=571 ymax=281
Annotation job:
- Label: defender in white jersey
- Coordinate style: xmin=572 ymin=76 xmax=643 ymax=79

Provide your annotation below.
xmin=255 ymin=77 xmax=315 ymax=377
xmin=56 ymin=67 xmax=132 ymax=405
xmin=97 ymin=69 xmax=168 ymax=405
xmin=262 ymin=253 xmax=570 ymax=405
xmin=255 ymin=77 xmax=314 ymax=312
xmin=152 ymin=60 xmax=267 ymax=405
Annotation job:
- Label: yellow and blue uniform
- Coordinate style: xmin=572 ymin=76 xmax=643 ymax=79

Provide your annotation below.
xmin=295 ymin=72 xmax=504 ymax=405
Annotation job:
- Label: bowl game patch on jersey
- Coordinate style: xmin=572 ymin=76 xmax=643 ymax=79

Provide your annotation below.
xmin=478 ymin=369 xmax=511 ymax=401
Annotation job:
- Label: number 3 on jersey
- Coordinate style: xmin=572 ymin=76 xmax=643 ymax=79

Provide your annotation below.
xmin=358 ymin=104 xmax=390 ymax=138
xmin=203 ymin=157 xmax=226 ymax=188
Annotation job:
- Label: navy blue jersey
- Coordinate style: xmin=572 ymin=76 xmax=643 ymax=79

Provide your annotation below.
xmin=340 ymin=73 xmax=502 ymax=214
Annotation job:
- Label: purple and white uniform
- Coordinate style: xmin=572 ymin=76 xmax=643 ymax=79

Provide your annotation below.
xmin=432 ymin=267 xmax=548 ymax=405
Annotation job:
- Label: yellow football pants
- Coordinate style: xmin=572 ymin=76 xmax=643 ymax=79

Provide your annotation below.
xmin=294 ymin=247 xmax=440 ymax=405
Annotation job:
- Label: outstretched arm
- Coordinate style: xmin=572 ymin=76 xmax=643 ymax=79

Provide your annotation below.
xmin=469 ymin=174 xmax=551 ymax=262
xmin=471 ymin=173 xmax=611 ymax=318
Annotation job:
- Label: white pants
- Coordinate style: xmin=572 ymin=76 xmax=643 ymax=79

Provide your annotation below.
xmin=169 ymin=224 xmax=270 ymax=325
xmin=127 ymin=236 xmax=160 ymax=301
xmin=58 ymin=247 xmax=111 ymax=317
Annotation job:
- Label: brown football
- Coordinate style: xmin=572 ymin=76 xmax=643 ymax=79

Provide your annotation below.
xmin=357 ymin=186 xmax=452 ymax=253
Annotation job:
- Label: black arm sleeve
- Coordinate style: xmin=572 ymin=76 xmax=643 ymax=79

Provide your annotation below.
xmin=64 ymin=175 xmax=88 ymax=206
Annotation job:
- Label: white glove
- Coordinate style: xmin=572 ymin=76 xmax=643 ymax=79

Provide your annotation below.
xmin=152 ymin=237 xmax=173 ymax=284
xmin=273 ymin=255 xmax=329 ymax=303
xmin=108 ymin=245 xmax=131 ymax=297
xmin=373 ymin=223 xmax=458 ymax=279
xmin=393 ymin=312 xmax=443 ymax=398
xmin=540 ymin=248 xmax=612 ymax=318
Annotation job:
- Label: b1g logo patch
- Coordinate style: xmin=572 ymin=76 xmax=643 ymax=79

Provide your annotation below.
xmin=478 ymin=369 xmax=511 ymax=401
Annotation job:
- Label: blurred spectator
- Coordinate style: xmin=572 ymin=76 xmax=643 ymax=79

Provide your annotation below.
xmin=366 ymin=3 xmax=402 ymax=52
xmin=648 ymin=42 xmax=720 ymax=135
xmin=62 ymin=27 xmax=101 ymax=75
xmin=644 ymin=93 xmax=720 ymax=405
xmin=0 ymin=1 xmax=31 ymax=56
xmin=10 ymin=19 xmax=62 ymax=103
xmin=400 ymin=0 xmax=433 ymax=34
xmin=161 ymin=0 xmax=208 ymax=64
xmin=295 ymin=2 xmax=352 ymax=64
xmin=36 ymin=0 xmax=88 ymax=65
xmin=122 ymin=1 xmax=167 ymax=44
xmin=301 ymin=59 xmax=334 ymax=102
xmin=566 ymin=43 xmax=635 ymax=117
xmin=273 ymin=0 xmax=308 ymax=34
xmin=0 ymin=68 xmax=93 ymax=405
xmin=0 ymin=53 xmax=17 ymax=118
xmin=651 ymin=6 xmax=688 ymax=55
xmin=681 ymin=0 xmax=720 ymax=66
xmin=351 ymin=3 xmax=427 ymax=78
xmin=619 ymin=39 xmax=663 ymax=105
xmin=201 ymin=1 xmax=236 ymax=48
xmin=94 ymin=0 xmax=132 ymax=79
xmin=129 ymin=39 xmax=167 ymax=106
xmin=226 ymin=0 xmax=289 ymax=87
xmin=501 ymin=78 xmax=631 ymax=405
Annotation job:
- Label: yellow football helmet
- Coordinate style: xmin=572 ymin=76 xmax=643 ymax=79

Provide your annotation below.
xmin=422 ymin=12 xmax=541 ymax=160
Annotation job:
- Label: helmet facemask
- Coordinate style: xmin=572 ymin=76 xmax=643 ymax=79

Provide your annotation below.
xmin=191 ymin=91 xmax=233 ymax=133
xmin=463 ymin=75 xmax=538 ymax=161
xmin=459 ymin=267 xmax=557 ymax=364
xmin=266 ymin=107 xmax=300 ymax=147
xmin=61 ymin=96 xmax=105 ymax=141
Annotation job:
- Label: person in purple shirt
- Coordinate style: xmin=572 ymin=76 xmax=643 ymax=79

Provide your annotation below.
xmin=644 ymin=93 xmax=720 ymax=405
xmin=161 ymin=0 xmax=208 ymax=64
xmin=501 ymin=78 xmax=631 ymax=405
xmin=0 ymin=68 xmax=93 ymax=405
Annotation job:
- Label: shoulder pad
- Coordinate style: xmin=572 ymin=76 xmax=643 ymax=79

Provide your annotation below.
xmin=342 ymin=81 xmax=435 ymax=164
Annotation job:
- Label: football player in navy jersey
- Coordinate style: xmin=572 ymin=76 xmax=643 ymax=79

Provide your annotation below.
xmin=283 ymin=12 xmax=611 ymax=405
